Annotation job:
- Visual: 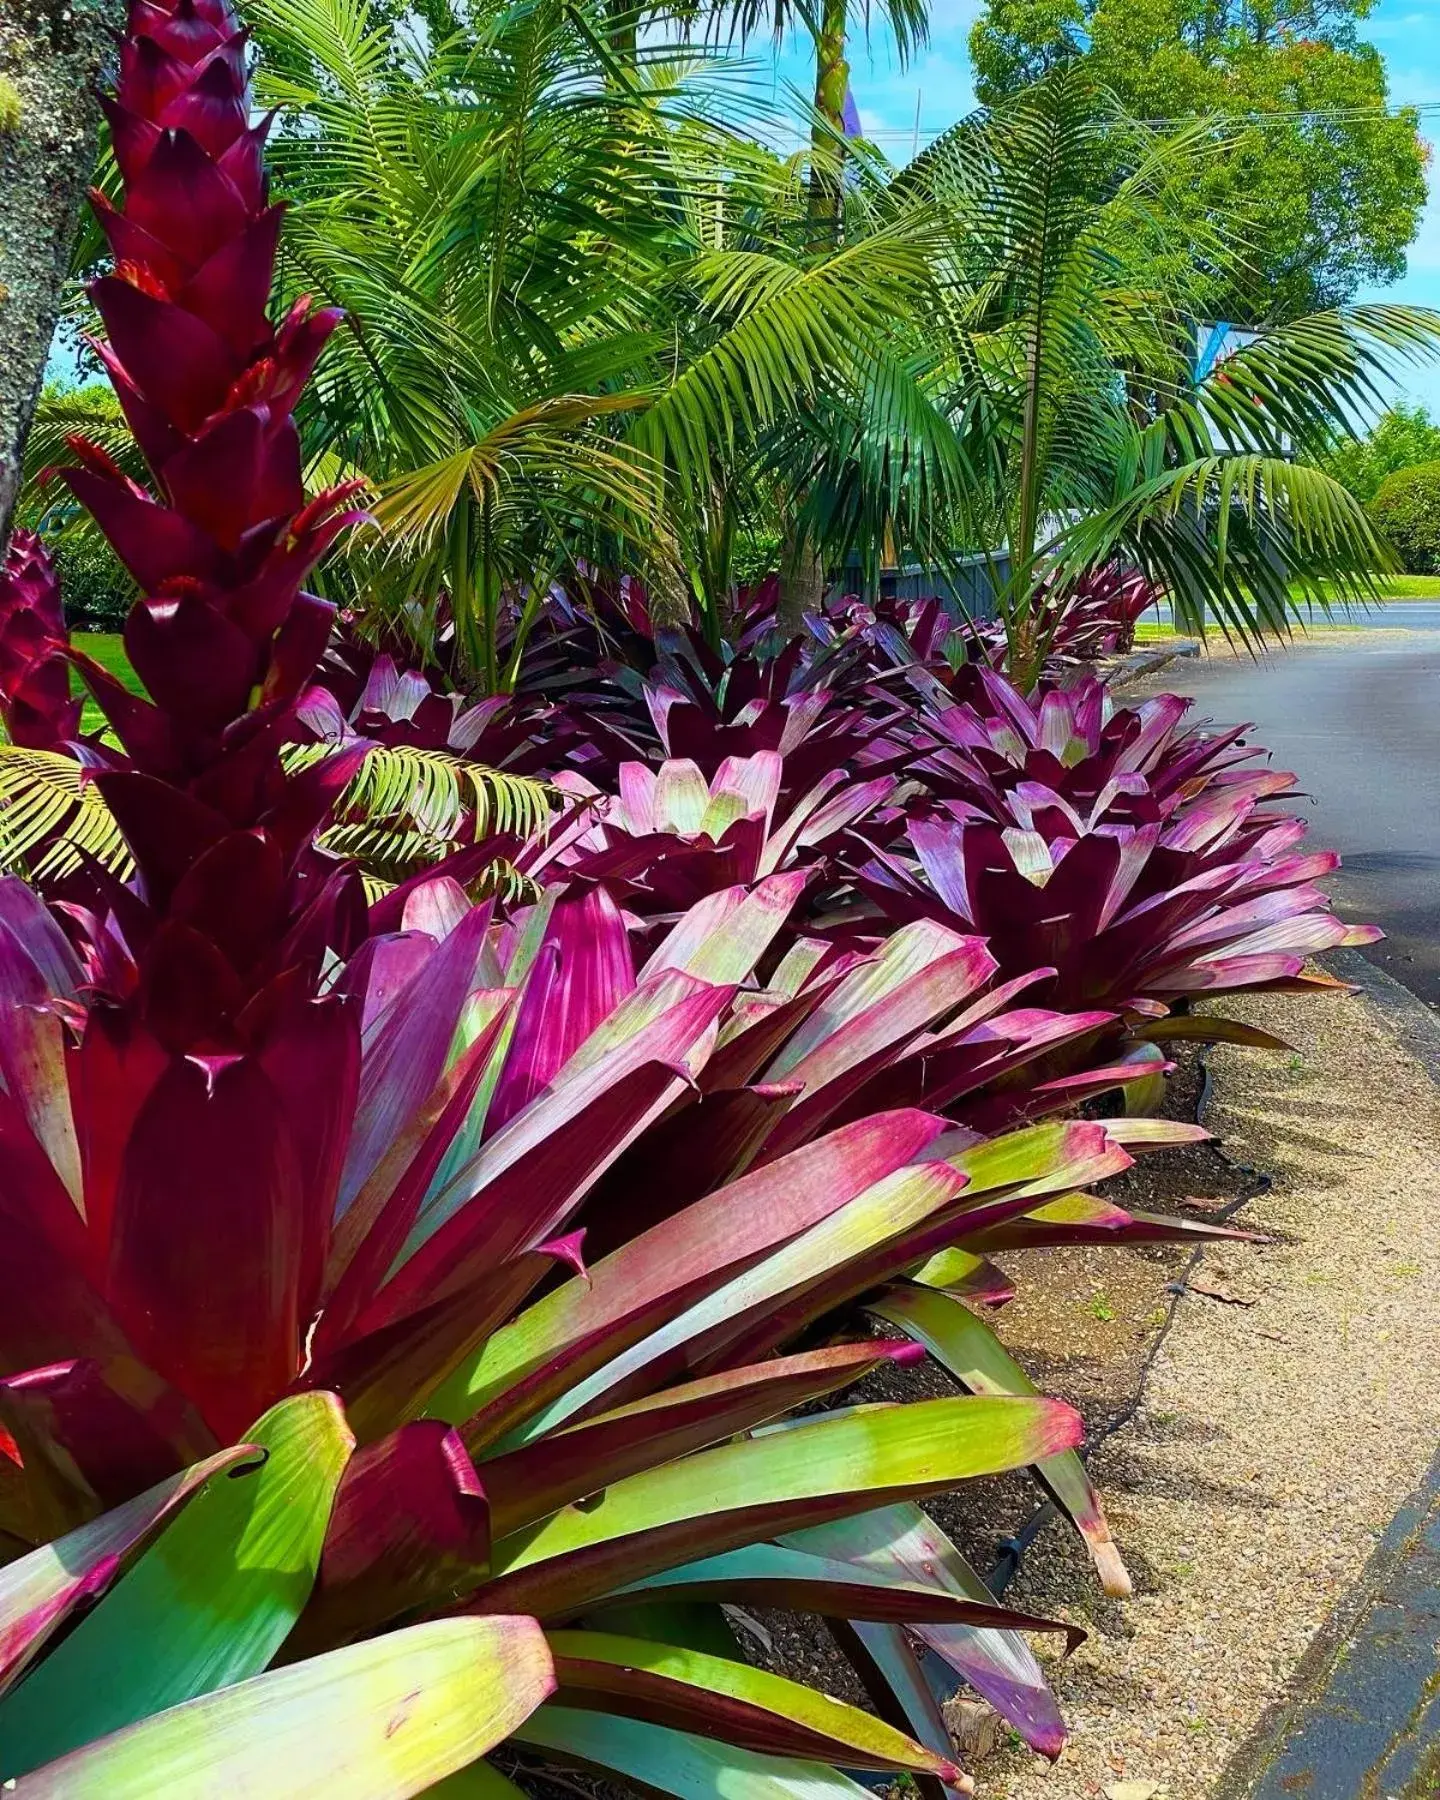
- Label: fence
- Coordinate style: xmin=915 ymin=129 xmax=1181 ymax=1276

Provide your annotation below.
xmin=828 ymin=551 xmax=1010 ymax=619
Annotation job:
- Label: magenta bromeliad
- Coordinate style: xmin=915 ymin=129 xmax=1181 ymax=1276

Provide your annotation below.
xmin=47 ymin=0 xmax=373 ymax=1052
xmin=0 ymin=532 xmax=80 ymax=750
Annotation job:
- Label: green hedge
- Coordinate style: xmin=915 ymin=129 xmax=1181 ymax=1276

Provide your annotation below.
xmin=1368 ymin=460 xmax=1440 ymax=575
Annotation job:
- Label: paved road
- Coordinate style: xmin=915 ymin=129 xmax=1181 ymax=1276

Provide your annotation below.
xmin=1152 ymin=602 xmax=1440 ymax=632
xmin=1233 ymin=1438 xmax=1440 ymax=1799
xmin=1129 ymin=629 xmax=1440 ymax=1008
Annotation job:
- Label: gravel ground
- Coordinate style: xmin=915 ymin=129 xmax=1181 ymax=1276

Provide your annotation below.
xmin=981 ymin=985 xmax=1440 ymax=1799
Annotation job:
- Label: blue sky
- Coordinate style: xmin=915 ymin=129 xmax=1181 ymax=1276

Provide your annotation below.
xmin=768 ymin=0 xmax=1440 ymax=415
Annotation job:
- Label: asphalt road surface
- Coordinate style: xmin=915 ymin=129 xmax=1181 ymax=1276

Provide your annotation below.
xmin=1151 ymin=602 xmax=1440 ymax=633
xmin=1130 ymin=629 xmax=1440 ymax=1008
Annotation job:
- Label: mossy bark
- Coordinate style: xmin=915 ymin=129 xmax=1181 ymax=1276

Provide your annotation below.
xmin=0 ymin=0 xmax=121 ymax=552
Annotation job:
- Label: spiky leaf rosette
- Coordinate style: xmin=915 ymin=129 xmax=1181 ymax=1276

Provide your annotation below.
xmin=0 ymin=534 xmax=82 ymax=751
xmin=853 ymin=672 xmax=1382 ymax=1014
xmin=0 ymin=862 xmax=1207 ymax=1779
xmin=53 ymin=0 xmax=372 ymax=1047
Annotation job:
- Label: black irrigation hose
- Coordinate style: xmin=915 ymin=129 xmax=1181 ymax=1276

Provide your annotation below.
xmin=985 ymin=1043 xmax=1275 ymax=1600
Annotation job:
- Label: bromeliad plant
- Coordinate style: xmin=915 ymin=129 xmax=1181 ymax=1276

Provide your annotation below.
xmin=302 ymin=646 xmax=559 ymax=775
xmin=39 ymin=0 xmax=375 ymax=1045
xmin=0 ymin=533 xmax=81 ymax=752
xmin=627 ymin=606 xmax=911 ymax=798
xmin=0 ymin=1394 xmax=561 ymax=1795
xmin=0 ymin=0 xmax=576 ymax=1778
xmin=0 ymin=852 xmax=1231 ymax=1788
xmin=904 ymin=668 xmax=1284 ymax=821
xmin=530 ymin=751 xmax=894 ymax=926
xmin=1038 ymin=565 xmax=1160 ymax=658
xmin=850 ymin=669 xmax=1380 ymax=1029
xmin=919 ymin=567 xmax=1163 ymax=674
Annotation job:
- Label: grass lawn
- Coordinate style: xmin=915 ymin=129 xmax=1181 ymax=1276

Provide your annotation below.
xmin=1291 ymin=574 xmax=1440 ymax=604
xmin=75 ymin=631 xmax=139 ymax=687
xmin=72 ymin=631 xmax=142 ymax=734
xmin=1370 ymin=574 xmax=1440 ymax=600
xmin=1133 ymin=574 xmax=1440 ymax=644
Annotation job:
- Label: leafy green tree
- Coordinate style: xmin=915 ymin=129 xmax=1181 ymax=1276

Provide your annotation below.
xmin=1320 ymin=402 xmax=1440 ymax=502
xmin=1369 ymin=460 xmax=1440 ymax=573
xmin=968 ymin=0 xmax=1428 ymax=322
xmin=16 ymin=382 xmax=135 ymax=629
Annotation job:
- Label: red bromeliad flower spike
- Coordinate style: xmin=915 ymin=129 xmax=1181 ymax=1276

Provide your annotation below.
xmin=53 ymin=0 xmax=374 ymax=1048
xmin=0 ymin=532 xmax=83 ymax=750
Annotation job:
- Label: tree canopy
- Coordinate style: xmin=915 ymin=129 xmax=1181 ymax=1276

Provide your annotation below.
xmin=1319 ymin=402 xmax=1440 ymax=501
xmin=968 ymin=0 xmax=1428 ymax=323
xmin=1368 ymin=457 xmax=1440 ymax=572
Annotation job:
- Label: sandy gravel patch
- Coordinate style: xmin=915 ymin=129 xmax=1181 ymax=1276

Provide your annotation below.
xmin=981 ymin=985 xmax=1440 ymax=1799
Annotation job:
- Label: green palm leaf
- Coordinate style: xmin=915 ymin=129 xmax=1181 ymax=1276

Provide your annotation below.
xmin=0 ymin=749 xmax=134 ymax=883
xmin=0 ymin=743 xmax=550 ymax=893
xmin=291 ymin=741 xmax=554 ymax=881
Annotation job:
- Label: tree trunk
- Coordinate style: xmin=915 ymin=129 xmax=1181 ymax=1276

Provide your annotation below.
xmin=605 ymin=0 xmax=638 ymax=74
xmin=778 ymin=526 xmax=826 ymax=632
xmin=0 ymin=0 xmax=119 ymax=553
xmin=781 ymin=0 xmax=849 ymax=624
xmin=807 ymin=0 xmax=849 ymax=250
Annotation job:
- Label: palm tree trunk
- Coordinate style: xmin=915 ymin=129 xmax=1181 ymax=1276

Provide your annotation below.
xmin=605 ymin=0 xmax=638 ymax=72
xmin=1008 ymin=305 xmax=1047 ymax=687
xmin=0 ymin=0 xmax=119 ymax=552
xmin=807 ymin=0 xmax=849 ymax=247
xmin=778 ymin=529 xmax=826 ymax=630
xmin=1007 ymin=112 xmax=1061 ymax=692
xmin=780 ymin=0 xmax=850 ymax=626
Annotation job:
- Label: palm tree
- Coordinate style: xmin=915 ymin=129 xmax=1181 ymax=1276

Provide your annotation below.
xmin=232 ymin=0 xmax=955 ymax=675
xmin=798 ymin=67 xmax=1440 ymax=682
xmin=708 ymin=0 xmax=932 ymax=619
xmin=29 ymin=27 xmax=1438 ymax=691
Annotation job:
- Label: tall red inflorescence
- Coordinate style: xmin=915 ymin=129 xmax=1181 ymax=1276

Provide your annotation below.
xmin=55 ymin=0 xmax=373 ymax=1050
xmin=0 ymin=532 xmax=83 ymax=750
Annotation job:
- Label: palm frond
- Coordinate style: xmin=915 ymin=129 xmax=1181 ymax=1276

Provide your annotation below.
xmin=1164 ymin=304 xmax=1440 ymax=459
xmin=0 ymin=741 xmax=551 ymax=893
xmin=357 ymin=855 xmax=539 ymax=907
xmin=286 ymin=740 xmax=555 ymax=871
xmin=0 ymin=748 xmax=135 ymax=882
xmin=1049 ymin=452 xmax=1398 ymax=646
xmin=346 ymin=742 xmax=553 ymax=837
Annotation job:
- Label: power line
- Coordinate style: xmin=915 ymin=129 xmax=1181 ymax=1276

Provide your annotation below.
xmin=853 ymin=95 xmax=1440 ymax=140
xmin=1141 ymin=99 xmax=1440 ymax=127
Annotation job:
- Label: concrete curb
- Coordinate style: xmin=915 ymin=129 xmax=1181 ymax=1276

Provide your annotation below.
xmin=1328 ymin=946 xmax=1440 ymax=1088
xmin=1214 ymin=1447 xmax=1440 ymax=1800
xmin=1213 ymin=948 xmax=1440 ymax=1799
xmin=1104 ymin=641 xmax=1201 ymax=689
